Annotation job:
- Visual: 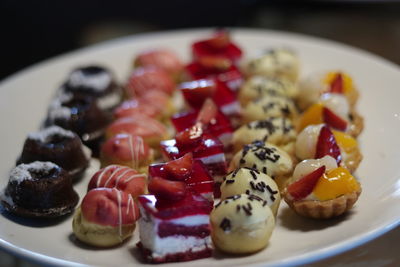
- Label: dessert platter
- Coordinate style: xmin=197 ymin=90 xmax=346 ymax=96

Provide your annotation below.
xmin=0 ymin=28 xmax=399 ymax=266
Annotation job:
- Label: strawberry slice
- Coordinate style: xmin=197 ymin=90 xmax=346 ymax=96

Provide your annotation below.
xmin=330 ymin=73 xmax=344 ymax=94
xmin=196 ymin=98 xmax=218 ymax=125
xmin=148 ymin=176 xmax=186 ymax=201
xmin=315 ymin=125 xmax=342 ymax=164
xmin=287 ymin=166 xmax=326 ymax=201
xmin=175 ymin=123 xmax=203 ymax=147
xmin=204 ymin=30 xmax=230 ymax=49
xmin=323 ymin=107 xmax=348 ymax=131
xmin=164 ymin=153 xmax=194 ymax=181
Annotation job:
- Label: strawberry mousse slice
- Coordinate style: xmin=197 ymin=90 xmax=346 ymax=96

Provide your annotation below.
xmin=137 ymin=192 xmax=213 ymax=263
xmin=171 ymin=100 xmax=233 ymax=146
xmin=178 ymin=78 xmax=241 ymax=118
xmin=149 ymin=154 xmax=215 ymax=201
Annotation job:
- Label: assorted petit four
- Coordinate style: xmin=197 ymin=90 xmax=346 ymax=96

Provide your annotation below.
xmin=244 ymin=48 xmax=300 ymax=82
xmin=220 ymin=167 xmax=281 ymax=216
xmin=73 ymin=187 xmax=139 ymax=247
xmin=210 ymin=194 xmax=275 ymax=254
xmin=60 ymin=65 xmax=123 ymax=112
xmin=17 ymin=126 xmax=91 ymax=181
xmin=1 ymin=161 xmax=79 ymax=218
xmin=1 ymin=30 xmax=366 ymax=264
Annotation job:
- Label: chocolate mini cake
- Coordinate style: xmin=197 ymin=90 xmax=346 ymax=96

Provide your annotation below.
xmin=1 ymin=161 xmax=79 ymax=218
xmin=45 ymin=92 xmax=110 ymax=156
xmin=61 ymin=65 xmax=123 ymax=112
xmin=17 ymin=126 xmax=91 ymax=181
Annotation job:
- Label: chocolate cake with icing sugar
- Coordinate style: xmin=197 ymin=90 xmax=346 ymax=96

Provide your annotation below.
xmin=17 ymin=126 xmax=91 ymax=181
xmin=1 ymin=161 xmax=78 ymax=218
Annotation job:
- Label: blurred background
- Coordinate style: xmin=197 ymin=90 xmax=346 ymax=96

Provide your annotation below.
xmin=1 ymin=0 xmax=399 ymax=266
xmin=1 ymin=0 xmax=400 ymax=80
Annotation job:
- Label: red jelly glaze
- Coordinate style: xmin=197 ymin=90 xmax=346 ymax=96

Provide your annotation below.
xmin=171 ymin=110 xmax=233 ymax=140
xmin=134 ymin=49 xmax=183 ymax=76
xmin=138 ymin=193 xmax=213 ymax=220
xmin=125 ymin=67 xmax=175 ymax=97
xmin=88 ymin=165 xmax=147 ymax=198
xmin=185 ymin=62 xmax=243 ymax=92
xmin=81 ymin=188 xmax=139 ymax=226
xmin=149 ymin=160 xmax=214 ymax=197
xmin=106 ymin=114 xmax=167 ymax=140
xmin=100 ymin=133 xmax=151 ymax=164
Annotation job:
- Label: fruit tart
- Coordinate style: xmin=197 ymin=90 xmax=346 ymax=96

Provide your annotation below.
xmin=296 ymin=93 xmax=363 ymax=137
xmin=295 ymin=124 xmax=362 ymax=173
xmin=298 ymin=71 xmax=359 ymax=111
xmin=283 ymin=156 xmax=361 ymax=219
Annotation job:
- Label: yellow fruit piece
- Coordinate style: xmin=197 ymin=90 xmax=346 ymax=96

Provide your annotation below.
xmin=332 ymin=130 xmax=358 ymax=153
xmin=313 ymin=167 xmax=360 ymax=201
xmin=324 ymin=71 xmax=355 ymax=94
xmin=297 ymin=103 xmax=323 ymax=132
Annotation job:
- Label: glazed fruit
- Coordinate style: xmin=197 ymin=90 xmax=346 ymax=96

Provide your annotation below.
xmin=134 ymin=49 xmax=183 ymax=79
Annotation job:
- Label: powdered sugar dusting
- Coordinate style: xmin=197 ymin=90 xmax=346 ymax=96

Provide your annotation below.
xmin=68 ymin=69 xmax=112 ymax=92
xmin=10 ymin=161 xmax=59 ymax=184
xmin=47 ymin=93 xmax=73 ymax=121
xmin=28 ymin=126 xmax=75 ymax=143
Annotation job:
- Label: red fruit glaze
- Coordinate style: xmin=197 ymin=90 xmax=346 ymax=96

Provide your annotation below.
xmin=175 ymin=123 xmax=204 ymax=147
xmin=149 ymin=160 xmax=214 ymax=197
xmin=106 ymin=114 xmax=167 ymax=140
xmin=88 ymin=165 xmax=147 ymax=198
xmin=179 ymin=79 xmax=217 ymax=109
xmin=148 ymin=177 xmax=186 ymax=201
xmin=315 ymin=125 xmax=342 ymax=164
xmin=323 ymin=107 xmax=348 ymax=131
xmin=192 ymin=31 xmax=242 ymax=63
xmin=81 ymin=188 xmax=139 ymax=226
xmin=330 ymin=73 xmax=344 ymax=94
xmin=134 ymin=49 xmax=183 ymax=76
xmin=287 ymin=166 xmax=326 ymax=201
xmin=185 ymin=62 xmax=243 ymax=92
xmin=125 ymin=67 xmax=175 ymax=97
xmin=100 ymin=134 xmax=151 ymax=166
xmin=164 ymin=153 xmax=194 ymax=181
xmin=138 ymin=193 xmax=213 ymax=220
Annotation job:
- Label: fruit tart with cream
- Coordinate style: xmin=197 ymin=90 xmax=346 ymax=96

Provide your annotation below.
xmin=283 ymin=156 xmax=361 ymax=219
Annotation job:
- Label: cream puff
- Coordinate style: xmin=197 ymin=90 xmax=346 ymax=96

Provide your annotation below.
xmin=229 ymin=141 xmax=293 ymax=190
xmin=72 ymin=188 xmax=139 ymax=247
xmin=283 ymin=156 xmax=361 ymax=219
xmin=244 ymin=48 xmax=300 ymax=82
xmin=238 ymin=76 xmax=298 ymax=106
xmin=210 ymin=194 xmax=275 ymax=254
xmin=220 ymin=167 xmax=281 ymax=216
xmin=232 ymin=117 xmax=297 ymax=155
xmin=242 ymin=96 xmax=298 ymax=124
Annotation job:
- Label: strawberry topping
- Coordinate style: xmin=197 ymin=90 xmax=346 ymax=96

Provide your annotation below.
xmin=175 ymin=123 xmax=203 ymax=147
xmin=287 ymin=166 xmax=326 ymax=201
xmin=315 ymin=125 xmax=342 ymax=164
xmin=196 ymin=98 xmax=218 ymax=125
xmin=330 ymin=73 xmax=344 ymax=94
xmin=323 ymin=107 xmax=348 ymax=131
xmin=164 ymin=153 xmax=194 ymax=181
xmin=148 ymin=177 xmax=186 ymax=201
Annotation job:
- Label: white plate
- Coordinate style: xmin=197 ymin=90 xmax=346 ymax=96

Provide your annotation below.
xmin=0 ymin=28 xmax=399 ymax=267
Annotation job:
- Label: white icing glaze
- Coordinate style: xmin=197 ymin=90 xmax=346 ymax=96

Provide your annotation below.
xmin=95 ymin=165 xmax=146 ymax=189
xmin=68 ymin=68 xmax=112 ymax=92
xmin=28 ymin=126 xmax=75 ymax=143
xmin=10 ymin=161 xmax=59 ymax=184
